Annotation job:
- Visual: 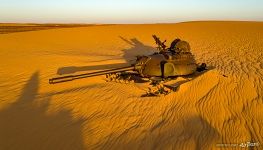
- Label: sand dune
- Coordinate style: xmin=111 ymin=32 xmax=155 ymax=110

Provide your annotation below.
xmin=0 ymin=21 xmax=262 ymax=149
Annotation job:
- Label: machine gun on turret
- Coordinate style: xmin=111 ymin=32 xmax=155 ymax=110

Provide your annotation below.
xmin=152 ymin=35 xmax=167 ymax=52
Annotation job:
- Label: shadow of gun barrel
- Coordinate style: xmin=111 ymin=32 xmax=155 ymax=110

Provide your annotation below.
xmin=49 ymin=66 xmax=134 ymax=84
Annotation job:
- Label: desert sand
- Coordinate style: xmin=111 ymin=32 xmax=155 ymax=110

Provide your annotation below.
xmin=0 ymin=21 xmax=262 ymax=149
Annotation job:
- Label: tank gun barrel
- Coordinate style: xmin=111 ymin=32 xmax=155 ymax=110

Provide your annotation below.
xmin=49 ymin=66 xmax=134 ymax=84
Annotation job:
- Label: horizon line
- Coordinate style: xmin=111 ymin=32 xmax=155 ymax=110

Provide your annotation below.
xmin=0 ymin=19 xmax=262 ymax=25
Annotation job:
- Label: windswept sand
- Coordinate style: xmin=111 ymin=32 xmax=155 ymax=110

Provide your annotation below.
xmin=0 ymin=21 xmax=262 ymax=149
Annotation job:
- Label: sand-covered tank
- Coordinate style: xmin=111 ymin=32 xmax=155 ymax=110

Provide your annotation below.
xmin=49 ymin=35 xmax=206 ymax=96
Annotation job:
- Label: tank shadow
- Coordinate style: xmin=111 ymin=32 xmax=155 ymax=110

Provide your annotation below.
xmin=56 ymin=37 xmax=156 ymax=75
xmin=119 ymin=36 xmax=156 ymax=62
xmin=0 ymin=72 xmax=85 ymax=150
xmin=57 ymin=63 xmax=130 ymax=75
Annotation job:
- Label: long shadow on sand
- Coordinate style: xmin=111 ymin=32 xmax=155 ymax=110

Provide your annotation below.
xmin=56 ymin=37 xmax=156 ymax=75
xmin=0 ymin=72 xmax=85 ymax=150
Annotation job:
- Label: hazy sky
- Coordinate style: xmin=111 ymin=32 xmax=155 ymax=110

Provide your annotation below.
xmin=0 ymin=0 xmax=262 ymax=23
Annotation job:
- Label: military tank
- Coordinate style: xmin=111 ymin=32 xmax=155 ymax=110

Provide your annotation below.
xmin=49 ymin=35 xmax=206 ymax=96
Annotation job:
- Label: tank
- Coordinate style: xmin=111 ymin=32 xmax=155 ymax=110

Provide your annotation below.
xmin=49 ymin=35 xmax=206 ymax=96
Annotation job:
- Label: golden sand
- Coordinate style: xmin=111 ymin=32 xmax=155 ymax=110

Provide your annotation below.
xmin=0 ymin=21 xmax=262 ymax=149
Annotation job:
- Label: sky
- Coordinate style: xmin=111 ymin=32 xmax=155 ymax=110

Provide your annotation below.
xmin=0 ymin=0 xmax=263 ymax=23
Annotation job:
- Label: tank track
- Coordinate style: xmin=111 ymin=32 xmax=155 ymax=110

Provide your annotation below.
xmin=105 ymin=73 xmax=182 ymax=97
xmin=142 ymin=80 xmax=177 ymax=97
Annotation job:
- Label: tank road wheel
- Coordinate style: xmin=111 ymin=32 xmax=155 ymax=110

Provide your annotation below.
xmin=105 ymin=73 xmax=116 ymax=82
xmin=105 ymin=72 xmax=134 ymax=84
